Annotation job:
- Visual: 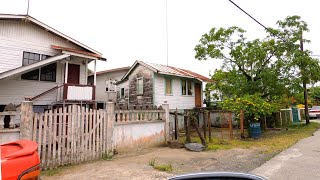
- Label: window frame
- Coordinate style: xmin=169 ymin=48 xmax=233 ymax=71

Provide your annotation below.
xmin=165 ymin=78 xmax=173 ymax=95
xmin=120 ymin=88 xmax=125 ymax=99
xmin=21 ymin=52 xmax=56 ymax=82
xmin=137 ymin=77 xmax=144 ymax=95
xmin=181 ymin=79 xmax=193 ymax=96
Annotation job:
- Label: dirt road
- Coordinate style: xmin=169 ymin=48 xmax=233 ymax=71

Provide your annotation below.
xmin=42 ymin=147 xmax=272 ymax=180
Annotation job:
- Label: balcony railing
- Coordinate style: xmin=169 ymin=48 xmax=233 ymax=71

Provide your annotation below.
xmin=63 ymin=83 xmax=95 ymax=101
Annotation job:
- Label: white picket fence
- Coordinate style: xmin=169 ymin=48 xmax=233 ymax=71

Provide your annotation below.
xmin=31 ymin=105 xmax=108 ymax=169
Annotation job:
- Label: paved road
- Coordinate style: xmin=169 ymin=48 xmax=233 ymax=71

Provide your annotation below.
xmin=252 ymin=129 xmax=320 ymax=180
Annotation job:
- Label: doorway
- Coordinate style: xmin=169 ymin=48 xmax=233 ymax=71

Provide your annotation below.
xmin=67 ymin=64 xmax=80 ymax=84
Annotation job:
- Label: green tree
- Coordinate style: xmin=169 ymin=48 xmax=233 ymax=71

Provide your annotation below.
xmin=195 ymin=26 xmax=288 ymax=99
xmin=272 ymin=15 xmax=320 ymax=124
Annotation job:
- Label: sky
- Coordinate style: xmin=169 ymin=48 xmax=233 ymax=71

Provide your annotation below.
xmin=0 ymin=0 xmax=319 ymax=78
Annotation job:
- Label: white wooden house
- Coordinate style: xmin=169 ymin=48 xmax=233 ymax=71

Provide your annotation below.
xmin=0 ymin=14 xmax=105 ymax=113
xmin=116 ymin=60 xmax=213 ymax=109
xmin=87 ymin=67 xmax=130 ymax=108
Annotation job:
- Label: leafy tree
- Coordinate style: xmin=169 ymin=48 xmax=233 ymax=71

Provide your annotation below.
xmin=271 ymin=15 xmax=320 ymax=124
xmin=195 ymin=26 xmax=289 ymax=99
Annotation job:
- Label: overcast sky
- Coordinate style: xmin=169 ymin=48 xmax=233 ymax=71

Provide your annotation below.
xmin=0 ymin=0 xmax=319 ymax=77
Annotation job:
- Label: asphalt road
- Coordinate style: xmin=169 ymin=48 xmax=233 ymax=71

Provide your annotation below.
xmin=251 ymin=129 xmax=320 ymax=180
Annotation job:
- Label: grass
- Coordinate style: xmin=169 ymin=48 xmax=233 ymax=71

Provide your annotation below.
xmin=102 ymin=153 xmax=113 ymax=160
xmin=41 ymin=165 xmax=75 ymax=176
xmin=180 ymin=122 xmax=320 ymax=154
xmin=149 ymin=159 xmax=173 ymax=172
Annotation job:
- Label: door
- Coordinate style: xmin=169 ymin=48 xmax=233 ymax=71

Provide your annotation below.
xmin=195 ymin=83 xmax=202 ymax=107
xmin=67 ymin=64 xmax=80 ymax=84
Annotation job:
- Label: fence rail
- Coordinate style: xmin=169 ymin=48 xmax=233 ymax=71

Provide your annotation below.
xmin=115 ymin=109 xmax=165 ymax=124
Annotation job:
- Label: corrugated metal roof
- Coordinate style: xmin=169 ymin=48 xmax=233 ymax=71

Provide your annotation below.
xmin=89 ymin=66 xmax=130 ymax=76
xmin=141 ymin=61 xmax=213 ymax=82
xmin=51 ymin=45 xmax=105 ymax=60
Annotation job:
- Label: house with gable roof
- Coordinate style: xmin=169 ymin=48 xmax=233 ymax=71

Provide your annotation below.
xmin=0 ymin=14 xmax=105 ymax=113
xmin=116 ymin=60 xmax=213 ymax=109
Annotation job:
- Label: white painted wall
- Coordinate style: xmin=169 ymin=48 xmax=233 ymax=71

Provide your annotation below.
xmin=153 ymin=73 xmax=197 ymax=109
xmin=0 ymin=19 xmax=89 ymax=106
xmin=89 ymin=70 xmax=128 ymax=102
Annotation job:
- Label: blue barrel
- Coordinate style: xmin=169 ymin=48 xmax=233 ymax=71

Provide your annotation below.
xmin=249 ymin=122 xmax=261 ymax=138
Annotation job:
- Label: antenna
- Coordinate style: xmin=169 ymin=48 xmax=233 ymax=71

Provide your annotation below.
xmin=165 ymin=0 xmax=169 ymax=66
xmin=27 ymin=0 xmax=30 ymax=15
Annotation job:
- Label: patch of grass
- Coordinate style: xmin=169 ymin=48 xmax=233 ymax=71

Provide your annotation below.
xmin=102 ymin=153 xmax=113 ymax=160
xmin=154 ymin=163 xmax=173 ymax=172
xmin=41 ymin=165 xmax=74 ymax=176
xmin=149 ymin=159 xmax=173 ymax=172
xmin=180 ymin=122 xmax=320 ymax=154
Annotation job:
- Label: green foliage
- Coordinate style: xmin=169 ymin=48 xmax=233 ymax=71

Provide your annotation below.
xmin=218 ymin=94 xmax=280 ymax=121
xmin=149 ymin=159 xmax=173 ymax=172
xmin=102 ymin=153 xmax=113 ymax=160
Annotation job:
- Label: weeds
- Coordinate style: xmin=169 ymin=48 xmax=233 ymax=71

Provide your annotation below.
xmin=148 ymin=159 xmax=173 ymax=172
xmin=102 ymin=153 xmax=113 ymax=160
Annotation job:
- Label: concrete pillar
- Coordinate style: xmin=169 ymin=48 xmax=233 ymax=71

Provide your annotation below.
xmin=106 ymin=102 xmax=115 ymax=154
xmin=162 ymin=103 xmax=170 ymax=143
xmin=20 ymin=101 xmax=33 ymax=140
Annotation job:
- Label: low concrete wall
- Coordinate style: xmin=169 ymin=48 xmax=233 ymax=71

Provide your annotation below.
xmin=0 ymin=129 xmax=20 ymax=144
xmin=113 ymin=121 xmax=165 ymax=152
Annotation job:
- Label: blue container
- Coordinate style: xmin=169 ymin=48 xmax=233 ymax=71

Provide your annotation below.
xmin=249 ymin=122 xmax=261 ymax=138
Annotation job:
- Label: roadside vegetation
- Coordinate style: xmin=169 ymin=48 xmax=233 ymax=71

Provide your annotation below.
xmin=180 ymin=122 xmax=320 ymax=154
xmin=149 ymin=159 xmax=173 ymax=172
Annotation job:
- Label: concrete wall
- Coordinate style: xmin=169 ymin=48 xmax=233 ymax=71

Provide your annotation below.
xmin=113 ymin=121 xmax=165 ymax=152
xmin=0 ymin=129 xmax=20 ymax=144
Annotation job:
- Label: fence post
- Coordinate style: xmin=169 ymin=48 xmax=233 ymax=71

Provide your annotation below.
xmin=162 ymin=103 xmax=170 ymax=143
xmin=20 ymin=101 xmax=33 ymax=140
xmin=106 ymin=102 xmax=115 ymax=154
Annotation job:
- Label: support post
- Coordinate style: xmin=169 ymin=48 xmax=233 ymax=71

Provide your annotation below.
xmin=174 ymin=108 xmax=178 ymax=140
xmin=85 ymin=59 xmax=88 ymax=85
xmin=240 ymin=110 xmax=245 ymax=139
xmin=93 ymin=59 xmax=97 ymax=86
xmin=184 ymin=110 xmax=191 ymax=143
xmin=228 ymin=112 xmax=233 ymax=139
xmin=64 ymin=61 xmax=68 ymax=84
xmin=208 ymin=111 xmax=212 ymax=142
xmin=203 ymin=110 xmax=207 ymax=140
xmin=20 ymin=101 xmax=33 ymax=140
xmin=106 ymin=102 xmax=115 ymax=154
xmin=162 ymin=103 xmax=170 ymax=143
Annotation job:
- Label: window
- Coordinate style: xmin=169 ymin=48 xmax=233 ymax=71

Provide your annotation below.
xmin=165 ymin=78 xmax=172 ymax=95
xmin=137 ymin=77 xmax=143 ymax=95
xmin=181 ymin=80 xmax=193 ymax=95
xmin=21 ymin=52 xmax=56 ymax=82
xmin=120 ymin=88 xmax=125 ymax=98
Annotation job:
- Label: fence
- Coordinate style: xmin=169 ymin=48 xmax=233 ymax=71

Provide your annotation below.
xmin=18 ymin=101 xmax=169 ymax=170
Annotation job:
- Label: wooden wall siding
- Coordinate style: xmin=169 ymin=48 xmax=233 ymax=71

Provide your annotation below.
xmin=31 ymin=105 xmax=107 ymax=169
xmin=153 ymin=74 xmax=197 ymax=109
xmin=0 ymin=20 xmax=82 ymax=73
xmin=116 ymin=81 xmax=129 ymax=106
xmin=128 ymin=65 xmax=153 ymax=106
xmin=0 ymin=57 xmax=87 ymax=105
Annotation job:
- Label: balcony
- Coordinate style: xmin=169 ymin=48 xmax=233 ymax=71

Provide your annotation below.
xmin=63 ymin=83 xmax=95 ymax=101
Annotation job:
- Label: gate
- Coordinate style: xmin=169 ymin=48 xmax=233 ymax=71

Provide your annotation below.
xmin=31 ymin=105 xmax=107 ymax=169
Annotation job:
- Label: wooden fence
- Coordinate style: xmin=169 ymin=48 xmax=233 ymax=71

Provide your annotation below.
xmin=115 ymin=105 xmax=165 ymax=123
xmin=31 ymin=105 xmax=109 ymax=169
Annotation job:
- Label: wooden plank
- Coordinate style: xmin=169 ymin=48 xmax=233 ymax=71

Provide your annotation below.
xmin=37 ymin=113 xmax=43 ymax=163
xmin=84 ymin=107 xmax=89 ymax=161
xmin=62 ymin=106 xmax=67 ymax=165
xmin=81 ymin=106 xmax=85 ymax=162
xmin=32 ymin=113 xmax=38 ymax=141
xmin=102 ymin=110 xmax=107 ymax=155
xmin=52 ymin=109 xmax=58 ymax=168
xmin=71 ymin=105 xmax=76 ymax=164
xmin=174 ymin=109 xmax=178 ymax=140
xmin=66 ymin=105 xmax=72 ymax=164
xmin=47 ymin=110 xmax=53 ymax=168
xmin=100 ymin=110 xmax=104 ymax=158
xmin=203 ymin=111 xmax=207 ymax=141
xmin=92 ymin=109 xmax=96 ymax=159
xmin=96 ymin=110 xmax=100 ymax=158
xmin=41 ymin=111 xmax=48 ymax=169
xmin=58 ymin=108 xmax=63 ymax=166
xmin=88 ymin=108 xmax=92 ymax=160
xmin=77 ymin=105 xmax=81 ymax=163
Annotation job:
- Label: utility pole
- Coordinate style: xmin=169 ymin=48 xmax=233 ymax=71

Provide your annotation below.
xmin=300 ymin=32 xmax=310 ymax=124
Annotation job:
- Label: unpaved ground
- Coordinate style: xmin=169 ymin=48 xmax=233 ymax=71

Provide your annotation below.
xmin=42 ymin=147 xmax=273 ymax=180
